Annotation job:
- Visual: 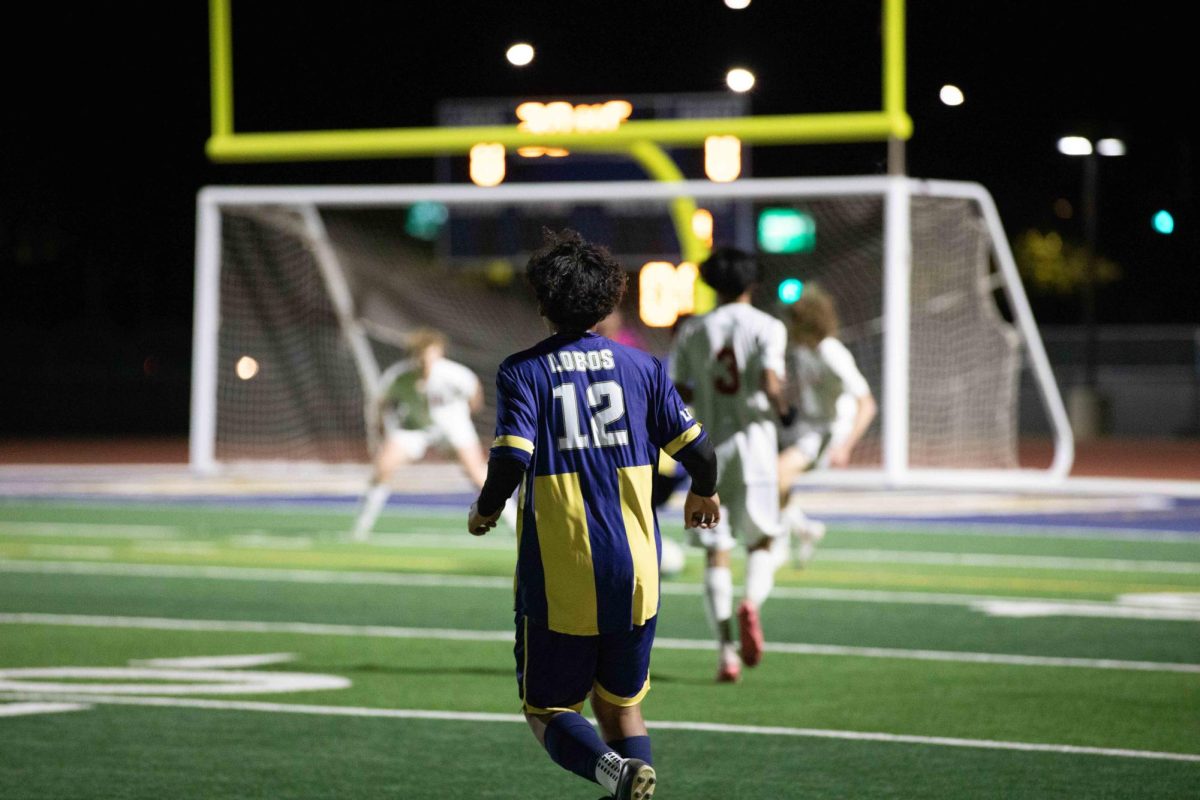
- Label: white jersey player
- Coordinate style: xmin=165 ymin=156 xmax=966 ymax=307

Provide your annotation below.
xmin=669 ymin=248 xmax=792 ymax=683
xmin=353 ymin=328 xmax=514 ymax=539
xmin=778 ymin=286 xmax=877 ymax=565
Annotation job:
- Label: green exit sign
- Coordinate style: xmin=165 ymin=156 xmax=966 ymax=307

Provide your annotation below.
xmin=758 ymin=208 xmax=816 ymax=254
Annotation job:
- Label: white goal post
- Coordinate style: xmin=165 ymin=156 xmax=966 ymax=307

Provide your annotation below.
xmin=190 ymin=176 xmax=1073 ymax=490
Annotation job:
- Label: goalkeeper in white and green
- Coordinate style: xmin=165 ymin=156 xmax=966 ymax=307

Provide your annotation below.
xmin=352 ymin=328 xmax=517 ymax=539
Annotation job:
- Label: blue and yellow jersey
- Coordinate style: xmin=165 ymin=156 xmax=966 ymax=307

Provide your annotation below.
xmin=491 ymin=330 xmax=706 ymax=636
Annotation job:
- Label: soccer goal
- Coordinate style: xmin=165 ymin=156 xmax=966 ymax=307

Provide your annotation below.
xmin=190 ymin=177 xmax=1073 ymax=489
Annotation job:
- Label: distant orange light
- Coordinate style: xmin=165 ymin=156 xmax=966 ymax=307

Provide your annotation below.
xmin=675 ymin=262 xmax=699 ymax=315
xmin=469 ymin=143 xmax=506 ymax=187
xmin=639 ymin=261 xmax=700 ymax=327
xmin=704 ymin=136 xmax=741 ymax=182
xmin=517 ymin=146 xmax=571 ymax=158
xmin=691 ymin=209 xmax=714 ymax=249
xmin=515 ymin=100 xmax=633 ymax=135
xmin=639 ymin=262 xmax=679 ymax=328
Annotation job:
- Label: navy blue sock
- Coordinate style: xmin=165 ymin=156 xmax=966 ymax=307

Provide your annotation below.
xmin=543 ymin=713 xmax=614 ymax=784
xmin=608 ymin=735 xmax=653 ymax=765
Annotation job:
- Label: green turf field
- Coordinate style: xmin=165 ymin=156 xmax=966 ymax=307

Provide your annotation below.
xmin=1 ymin=498 xmax=1198 ymax=798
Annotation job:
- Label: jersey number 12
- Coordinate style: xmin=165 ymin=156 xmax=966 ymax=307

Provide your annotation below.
xmin=553 ymin=381 xmax=629 ymax=450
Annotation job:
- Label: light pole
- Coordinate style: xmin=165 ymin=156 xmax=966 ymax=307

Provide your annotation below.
xmin=1056 ymin=135 xmax=1125 ymax=439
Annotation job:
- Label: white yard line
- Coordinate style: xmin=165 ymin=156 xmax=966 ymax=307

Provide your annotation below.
xmin=0 ymin=665 xmax=348 ymax=696
xmin=816 ymin=548 xmax=1200 ymax=575
xmin=2 ymin=613 xmax=1196 ymax=674
xmin=0 ymin=559 xmax=1103 ymax=608
xmin=0 ymin=691 xmax=1196 ymax=763
xmin=973 ymin=599 xmax=1200 ymax=622
xmin=0 ymin=701 xmax=91 ymax=717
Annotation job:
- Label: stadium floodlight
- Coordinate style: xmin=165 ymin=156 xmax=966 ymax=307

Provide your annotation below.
xmin=939 ymin=84 xmax=964 ymax=106
xmin=505 ymin=43 xmax=534 ymax=67
xmin=1057 ymin=136 xmax=1093 ymax=156
xmin=724 ymin=0 xmax=752 ymax=9
xmin=725 ymin=68 xmax=756 ymax=93
xmin=1096 ymin=138 xmax=1126 ymax=157
xmin=235 ymin=356 xmax=259 ymax=380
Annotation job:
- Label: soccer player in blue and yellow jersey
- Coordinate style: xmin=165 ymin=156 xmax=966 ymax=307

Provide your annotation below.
xmin=468 ymin=231 xmax=721 ymax=800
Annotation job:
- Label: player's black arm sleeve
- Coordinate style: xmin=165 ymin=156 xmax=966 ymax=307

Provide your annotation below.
xmin=475 ymin=456 xmax=526 ymax=516
xmin=676 ymin=436 xmax=718 ymax=498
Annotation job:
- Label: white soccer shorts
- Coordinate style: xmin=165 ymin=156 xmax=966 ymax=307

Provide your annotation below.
xmin=689 ymin=425 xmax=784 ymax=552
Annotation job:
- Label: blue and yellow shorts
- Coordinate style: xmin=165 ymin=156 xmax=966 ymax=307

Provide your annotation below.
xmin=514 ymin=613 xmax=656 ymax=715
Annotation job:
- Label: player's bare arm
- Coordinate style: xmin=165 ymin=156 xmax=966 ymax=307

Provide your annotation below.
xmin=829 ymin=392 xmax=877 ymax=467
xmin=470 ymin=383 xmax=485 ymax=414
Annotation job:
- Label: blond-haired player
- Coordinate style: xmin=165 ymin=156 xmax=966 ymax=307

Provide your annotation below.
xmin=778 ymin=286 xmax=877 ymax=564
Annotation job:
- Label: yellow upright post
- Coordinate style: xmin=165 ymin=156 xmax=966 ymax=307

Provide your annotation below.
xmin=209 ymin=0 xmax=234 ymax=138
xmin=884 ymin=0 xmax=908 ymax=173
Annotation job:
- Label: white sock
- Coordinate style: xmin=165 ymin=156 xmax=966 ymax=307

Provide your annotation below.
xmin=703 ymin=565 xmax=734 ymax=644
xmin=352 ymin=483 xmax=390 ymax=540
xmin=745 ymin=546 xmax=778 ymax=608
xmin=595 ymin=751 xmax=624 ymax=794
xmin=784 ymin=496 xmax=810 ymax=529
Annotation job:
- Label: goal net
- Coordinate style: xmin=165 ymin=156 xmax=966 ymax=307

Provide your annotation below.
xmin=191 ymin=177 xmax=1072 ymax=488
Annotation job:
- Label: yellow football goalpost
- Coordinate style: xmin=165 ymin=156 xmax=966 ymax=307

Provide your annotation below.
xmin=205 ymin=0 xmax=912 ymax=270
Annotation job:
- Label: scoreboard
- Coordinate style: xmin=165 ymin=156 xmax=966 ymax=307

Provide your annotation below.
xmin=436 ymin=92 xmax=750 ymax=184
xmin=431 ymin=93 xmax=754 ymax=271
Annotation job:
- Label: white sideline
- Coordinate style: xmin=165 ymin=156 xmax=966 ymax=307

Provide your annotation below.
xmin=2 ymin=613 xmax=1197 ymax=674
xmin=0 ymin=701 xmax=91 ymax=717
xmin=1 ymin=691 xmax=1197 ymax=764
xmin=0 ymin=559 xmax=1133 ymax=608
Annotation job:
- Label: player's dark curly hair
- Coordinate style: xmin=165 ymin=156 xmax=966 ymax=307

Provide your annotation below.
xmin=526 ymin=229 xmax=628 ymax=333
xmin=701 ymin=246 xmax=761 ymax=298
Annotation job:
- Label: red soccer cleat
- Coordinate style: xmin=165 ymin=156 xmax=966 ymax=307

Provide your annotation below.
xmin=737 ymin=600 xmax=764 ymax=667
xmin=716 ymin=654 xmax=741 ymax=683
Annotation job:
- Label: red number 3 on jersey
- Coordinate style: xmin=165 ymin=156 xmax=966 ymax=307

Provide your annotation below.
xmin=714 ymin=345 xmax=740 ymax=395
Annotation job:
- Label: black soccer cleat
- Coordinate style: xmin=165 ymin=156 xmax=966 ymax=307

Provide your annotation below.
xmin=614 ymin=758 xmax=656 ymax=800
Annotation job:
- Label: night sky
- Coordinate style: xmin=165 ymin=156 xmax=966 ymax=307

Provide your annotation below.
xmin=2 ymin=1 xmax=1195 ymax=436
